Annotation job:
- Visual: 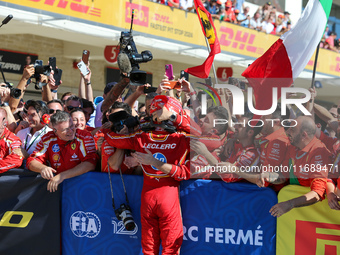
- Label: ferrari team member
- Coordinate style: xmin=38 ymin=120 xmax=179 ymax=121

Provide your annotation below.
xmin=256 ymin=108 xmax=290 ymax=190
xmin=0 ymin=108 xmax=23 ymax=173
xmin=216 ymin=116 xmax=261 ymax=183
xmin=105 ymin=95 xmax=190 ymax=255
xmin=27 ymin=111 xmax=98 ymax=192
xmin=269 ymin=116 xmax=331 ymax=217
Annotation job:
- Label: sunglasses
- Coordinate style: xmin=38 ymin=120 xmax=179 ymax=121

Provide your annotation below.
xmin=49 ymin=109 xmax=61 ymax=114
xmin=67 ymin=106 xmax=81 ymax=111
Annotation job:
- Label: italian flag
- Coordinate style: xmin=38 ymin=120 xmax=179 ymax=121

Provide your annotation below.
xmin=242 ymin=0 xmax=332 ymax=116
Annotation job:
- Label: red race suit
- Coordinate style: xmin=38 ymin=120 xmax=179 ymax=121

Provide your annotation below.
xmin=0 ymin=127 xmax=23 ymax=173
xmin=27 ymin=129 xmax=98 ymax=173
xmin=105 ymin=129 xmax=190 ymax=255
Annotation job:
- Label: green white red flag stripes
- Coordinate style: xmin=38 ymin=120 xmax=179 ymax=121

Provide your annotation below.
xmin=242 ymin=0 xmax=332 ymax=117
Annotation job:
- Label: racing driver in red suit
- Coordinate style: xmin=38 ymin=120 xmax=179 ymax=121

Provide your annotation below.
xmin=27 ymin=111 xmax=98 ymax=192
xmin=105 ymin=95 xmax=191 ymax=255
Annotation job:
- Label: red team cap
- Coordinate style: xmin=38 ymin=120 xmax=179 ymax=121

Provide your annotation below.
xmin=150 ymin=95 xmax=182 ymax=116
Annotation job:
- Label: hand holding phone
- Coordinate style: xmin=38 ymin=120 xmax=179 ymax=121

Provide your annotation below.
xmin=165 ymin=64 xmax=174 ymax=80
xmin=49 ymin=57 xmax=62 ymax=86
xmin=77 ymin=60 xmax=90 ymax=76
xmin=82 ymin=50 xmax=90 ymax=65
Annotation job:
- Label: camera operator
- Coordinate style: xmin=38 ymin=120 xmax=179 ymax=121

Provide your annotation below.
xmin=27 ymin=111 xmax=98 ymax=192
xmin=101 ymin=101 xmax=140 ymax=174
xmin=105 ymin=95 xmax=191 ymax=255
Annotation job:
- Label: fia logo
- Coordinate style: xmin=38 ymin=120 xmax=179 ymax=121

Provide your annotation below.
xmin=70 ymin=211 xmax=101 ymax=238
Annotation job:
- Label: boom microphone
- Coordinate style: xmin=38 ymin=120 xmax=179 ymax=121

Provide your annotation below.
xmin=117 ymin=53 xmax=132 ymax=74
xmin=0 ymin=15 xmax=13 ymax=28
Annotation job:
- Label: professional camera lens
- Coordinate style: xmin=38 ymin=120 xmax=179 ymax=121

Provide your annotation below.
xmin=117 ymin=204 xmax=135 ymax=231
xmin=10 ymin=88 xmax=22 ymax=99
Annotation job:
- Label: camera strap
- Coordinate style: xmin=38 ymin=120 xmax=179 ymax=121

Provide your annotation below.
xmin=107 ymin=162 xmax=117 ymax=211
xmin=107 ymin=162 xmax=131 ymax=209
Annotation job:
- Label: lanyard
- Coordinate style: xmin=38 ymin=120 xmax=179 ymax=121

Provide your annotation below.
xmin=25 ymin=126 xmax=46 ymax=152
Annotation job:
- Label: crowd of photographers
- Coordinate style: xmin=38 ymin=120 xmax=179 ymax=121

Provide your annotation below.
xmin=1 ymin=58 xmax=340 ymax=253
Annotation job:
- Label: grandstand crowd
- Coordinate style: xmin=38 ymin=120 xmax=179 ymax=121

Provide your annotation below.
xmin=149 ymin=0 xmax=340 ymax=52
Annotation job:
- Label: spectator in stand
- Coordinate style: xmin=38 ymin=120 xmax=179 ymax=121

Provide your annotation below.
xmin=234 ymin=9 xmax=240 ymax=24
xmin=249 ymin=12 xmax=262 ymax=30
xmin=27 ymin=111 xmax=98 ymax=192
xmin=17 ymin=100 xmax=52 ymax=160
xmin=282 ymin=11 xmax=291 ymax=27
xmin=208 ymin=0 xmax=222 ymax=19
xmin=261 ymin=14 xmax=275 ymax=34
xmin=167 ymin=0 xmax=179 ymax=8
xmin=222 ymin=1 xmax=236 ymax=23
xmin=324 ymin=32 xmax=338 ymax=52
xmin=0 ymin=108 xmax=23 ymax=173
xmin=275 ymin=14 xmax=284 ymax=35
xmin=237 ymin=6 xmax=250 ymax=27
xmin=47 ymin=99 xmax=64 ymax=116
xmin=179 ymin=0 xmax=194 ymax=11
xmin=233 ymin=0 xmax=245 ymax=12
xmin=258 ymin=1 xmax=272 ymax=19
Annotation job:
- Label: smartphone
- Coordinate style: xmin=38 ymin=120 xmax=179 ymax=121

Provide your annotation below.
xmin=82 ymin=50 xmax=90 ymax=65
xmin=165 ymin=64 xmax=174 ymax=80
xmin=180 ymin=70 xmax=189 ymax=81
xmin=77 ymin=60 xmax=90 ymax=76
xmin=143 ymin=86 xmax=157 ymax=93
xmin=49 ymin=57 xmax=56 ymax=70
xmin=49 ymin=57 xmax=62 ymax=86
xmin=167 ymin=81 xmax=181 ymax=89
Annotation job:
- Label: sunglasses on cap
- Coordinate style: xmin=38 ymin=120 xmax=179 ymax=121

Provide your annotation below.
xmin=67 ymin=106 xmax=81 ymax=111
xmin=49 ymin=109 xmax=61 ymax=114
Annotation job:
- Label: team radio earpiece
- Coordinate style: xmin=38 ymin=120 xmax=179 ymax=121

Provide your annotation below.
xmin=41 ymin=114 xmax=50 ymax=125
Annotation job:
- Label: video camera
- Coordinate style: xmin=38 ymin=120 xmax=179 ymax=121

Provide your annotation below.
xmin=119 ymin=9 xmax=153 ymax=86
xmin=109 ymin=110 xmax=140 ymax=133
xmin=0 ymin=64 xmax=21 ymax=99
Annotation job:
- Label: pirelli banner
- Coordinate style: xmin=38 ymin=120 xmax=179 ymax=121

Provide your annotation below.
xmin=277 ymin=185 xmax=340 ymax=255
xmin=0 ymin=169 xmax=60 ymax=255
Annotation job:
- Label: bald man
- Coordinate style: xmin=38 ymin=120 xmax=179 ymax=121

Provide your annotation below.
xmin=0 ymin=108 xmax=24 ymax=173
xmin=268 ymin=116 xmax=332 ymax=217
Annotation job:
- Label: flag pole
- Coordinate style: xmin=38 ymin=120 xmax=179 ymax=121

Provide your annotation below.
xmin=204 ymin=37 xmax=218 ymax=87
xmin=311 ymin=42 xmax=321 ymax=88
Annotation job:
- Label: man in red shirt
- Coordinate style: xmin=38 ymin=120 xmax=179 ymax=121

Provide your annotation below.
xmin=269 ymin=116 xmax=331 ymax=217
xmin=105 ymin=95 xmax=190 ymax=255
xmin=0 ymin=108 xmax=23 ymax=173
xmin=216 ymin=116 xmax=261 ymax=183
xmin=27 ymin=111 xmax=98 ymax=192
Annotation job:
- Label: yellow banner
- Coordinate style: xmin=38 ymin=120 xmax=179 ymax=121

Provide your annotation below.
xmin=277 ymin=185 xmax=340 ymax=255
xmin=4 ymin=0 xmax=340 ymax=77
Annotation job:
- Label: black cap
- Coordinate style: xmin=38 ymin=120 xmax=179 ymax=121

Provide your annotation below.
xmin=284 ymin=11 xmax=290 ymax=15
xmin=104 ymin=82 xmax=117 ymax=95
xmin=266 ymin=1 xmax=272 ymax=5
